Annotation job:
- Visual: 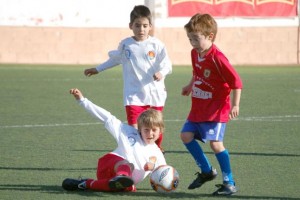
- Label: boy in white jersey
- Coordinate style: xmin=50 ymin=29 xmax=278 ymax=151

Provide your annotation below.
xmin=84 ymin=5 xmax=172 ymax=151
xmin=62 ymin=88 xmax=166 ymax=192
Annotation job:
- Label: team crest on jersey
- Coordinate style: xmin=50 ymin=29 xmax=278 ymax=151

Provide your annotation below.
xmin=204 ymin=69 xmax=211 ymax=78
xmin=125 ymin=49 xmax=131 ymax=59
xmin=147 ymin=51 xmax=155 ymax=60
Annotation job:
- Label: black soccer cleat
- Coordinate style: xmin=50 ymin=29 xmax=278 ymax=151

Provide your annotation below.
xmin=212 ymin=183 xmax=238 ymax=196
xmin=62 ymin=178 xmax=87 ymax=191
xmin=108 ymin=175 xmax=134 ymax=190
xmin=188 ymin=168 xmax=217 ymax=189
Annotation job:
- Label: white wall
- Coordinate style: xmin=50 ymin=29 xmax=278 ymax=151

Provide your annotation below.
xmin=0 ymin=0 xmax=144 ymax=27
xmin=0 ymin=0 xmax=298 ymax=28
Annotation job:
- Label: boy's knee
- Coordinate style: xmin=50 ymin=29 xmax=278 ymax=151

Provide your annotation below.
xmin=180 ymin=132 xmax=194 ymax=144
xmin=210 ymin=141 xmax=225 ymax=153
xmin=114 ymin=160 xmax=134 ymax=172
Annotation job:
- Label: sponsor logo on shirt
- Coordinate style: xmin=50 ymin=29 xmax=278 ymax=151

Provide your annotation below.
xmin=194 ymin=75 xmax=215 ymax=90
xmin=192 ymin=81 xmax=212 ymax=99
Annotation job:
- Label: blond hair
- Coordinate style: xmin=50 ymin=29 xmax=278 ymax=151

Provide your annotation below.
xmin=137 ymin=109 xmax=164 ymax=133
xmin=184 ymin=13 xmax=218 ymax=42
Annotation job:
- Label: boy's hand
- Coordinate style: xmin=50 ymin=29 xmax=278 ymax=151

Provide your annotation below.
xmin=181 ymin=85 xmax=192 ymax=96
xmin=70 ymin=88 xmax=83 ymax=100
xmin=182 ymin=77 xmax=194 ymax=96
xmin=144 ymin=156 xmax=157 ymax=171
xmin=84 ymin=68 xmax=98 ymax=77
xmin=229 ymin=105 xmax=239 ymax=119
xmin=230 ymin=89 xmax=241 ymax=119
xmin=153 ymin=72 xmax=163 ymax=81
xmin=144 ymin=162 xmax=155 ymax=171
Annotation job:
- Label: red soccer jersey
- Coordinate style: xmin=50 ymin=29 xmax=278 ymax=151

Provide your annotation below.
xmin=187 ymin=44 xmax=243 ymax=122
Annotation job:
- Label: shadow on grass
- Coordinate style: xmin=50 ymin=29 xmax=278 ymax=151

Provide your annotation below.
xmin=119 ymin=190 xmax=300 ymax=200
xmin=0 ymin=184 xmax=298 ymax=200
xmin=0 ymin=184 xmax=104 ymax=197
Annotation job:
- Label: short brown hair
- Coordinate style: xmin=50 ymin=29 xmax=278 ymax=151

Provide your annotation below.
xmin=137 ymin=109 xmax=164 ymax=133
xmin=184 ymin=13 xmax=217 ymax=42
xmin=130 ymin=5 xmax=152 ymax=25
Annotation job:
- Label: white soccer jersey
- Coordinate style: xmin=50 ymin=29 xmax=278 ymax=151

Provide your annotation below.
xmin=78 ymin=97 xmax=166 ymax=184
xmin=96 ymin=36 xmax=172 ymax=106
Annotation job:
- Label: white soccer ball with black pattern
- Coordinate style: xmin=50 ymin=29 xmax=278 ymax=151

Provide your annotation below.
xmin=150 ymin=165 xmax=179 ymax=193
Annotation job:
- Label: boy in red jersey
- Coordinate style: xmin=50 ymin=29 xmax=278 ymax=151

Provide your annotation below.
xmin=180 ymin=13 xmax=242 ymax=196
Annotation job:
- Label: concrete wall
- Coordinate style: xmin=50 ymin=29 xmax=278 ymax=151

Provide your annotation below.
xmin=0 ymin=26 xmax=299 ymax=65
xmin=156 ymin=26 xmax=300 ymax=65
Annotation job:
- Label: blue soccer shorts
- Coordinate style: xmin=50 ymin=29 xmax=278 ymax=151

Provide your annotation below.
xmin=181 ymin=120 xmax=227 ymax=142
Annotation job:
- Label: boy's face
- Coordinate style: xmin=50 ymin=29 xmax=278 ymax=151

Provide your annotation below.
xmin=140 ymin=125 xmax=160 ymax=145
xmin=129 ymin=17 xmax=152 ymax=41
xmin=187 ymin=32 xmax=213 ymax=54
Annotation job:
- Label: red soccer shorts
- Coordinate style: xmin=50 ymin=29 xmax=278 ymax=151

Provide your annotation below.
xmin=125 ymin=105 xmax=164 ymax=125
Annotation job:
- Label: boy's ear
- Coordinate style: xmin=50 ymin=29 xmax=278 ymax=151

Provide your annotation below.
xmin=209 ymin=33 xmax=215 ymax=41
xmin=129 ymin=23 xmax=133 ymax=30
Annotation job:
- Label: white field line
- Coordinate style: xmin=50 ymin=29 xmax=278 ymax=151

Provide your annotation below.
xmin=233 ymin=115 xmax=300 ymax=121
xmin=0 ymin=122 xmax=102 ymax=129
xmin=0 ymin=115 xmax=299 ymax=129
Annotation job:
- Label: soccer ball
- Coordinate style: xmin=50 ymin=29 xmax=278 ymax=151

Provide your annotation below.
xmin=150 ymin=165 xmax=179 ymax=193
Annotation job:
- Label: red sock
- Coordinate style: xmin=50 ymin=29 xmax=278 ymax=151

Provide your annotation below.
xmin=86 ymin=179 xmax=111 ymax=191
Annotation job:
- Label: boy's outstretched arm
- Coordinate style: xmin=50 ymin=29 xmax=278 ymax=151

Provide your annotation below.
xmin=69 ymin=88 xmax=122 ymax=140
xmin=70 ymin=88 xmax=83 ymax=100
